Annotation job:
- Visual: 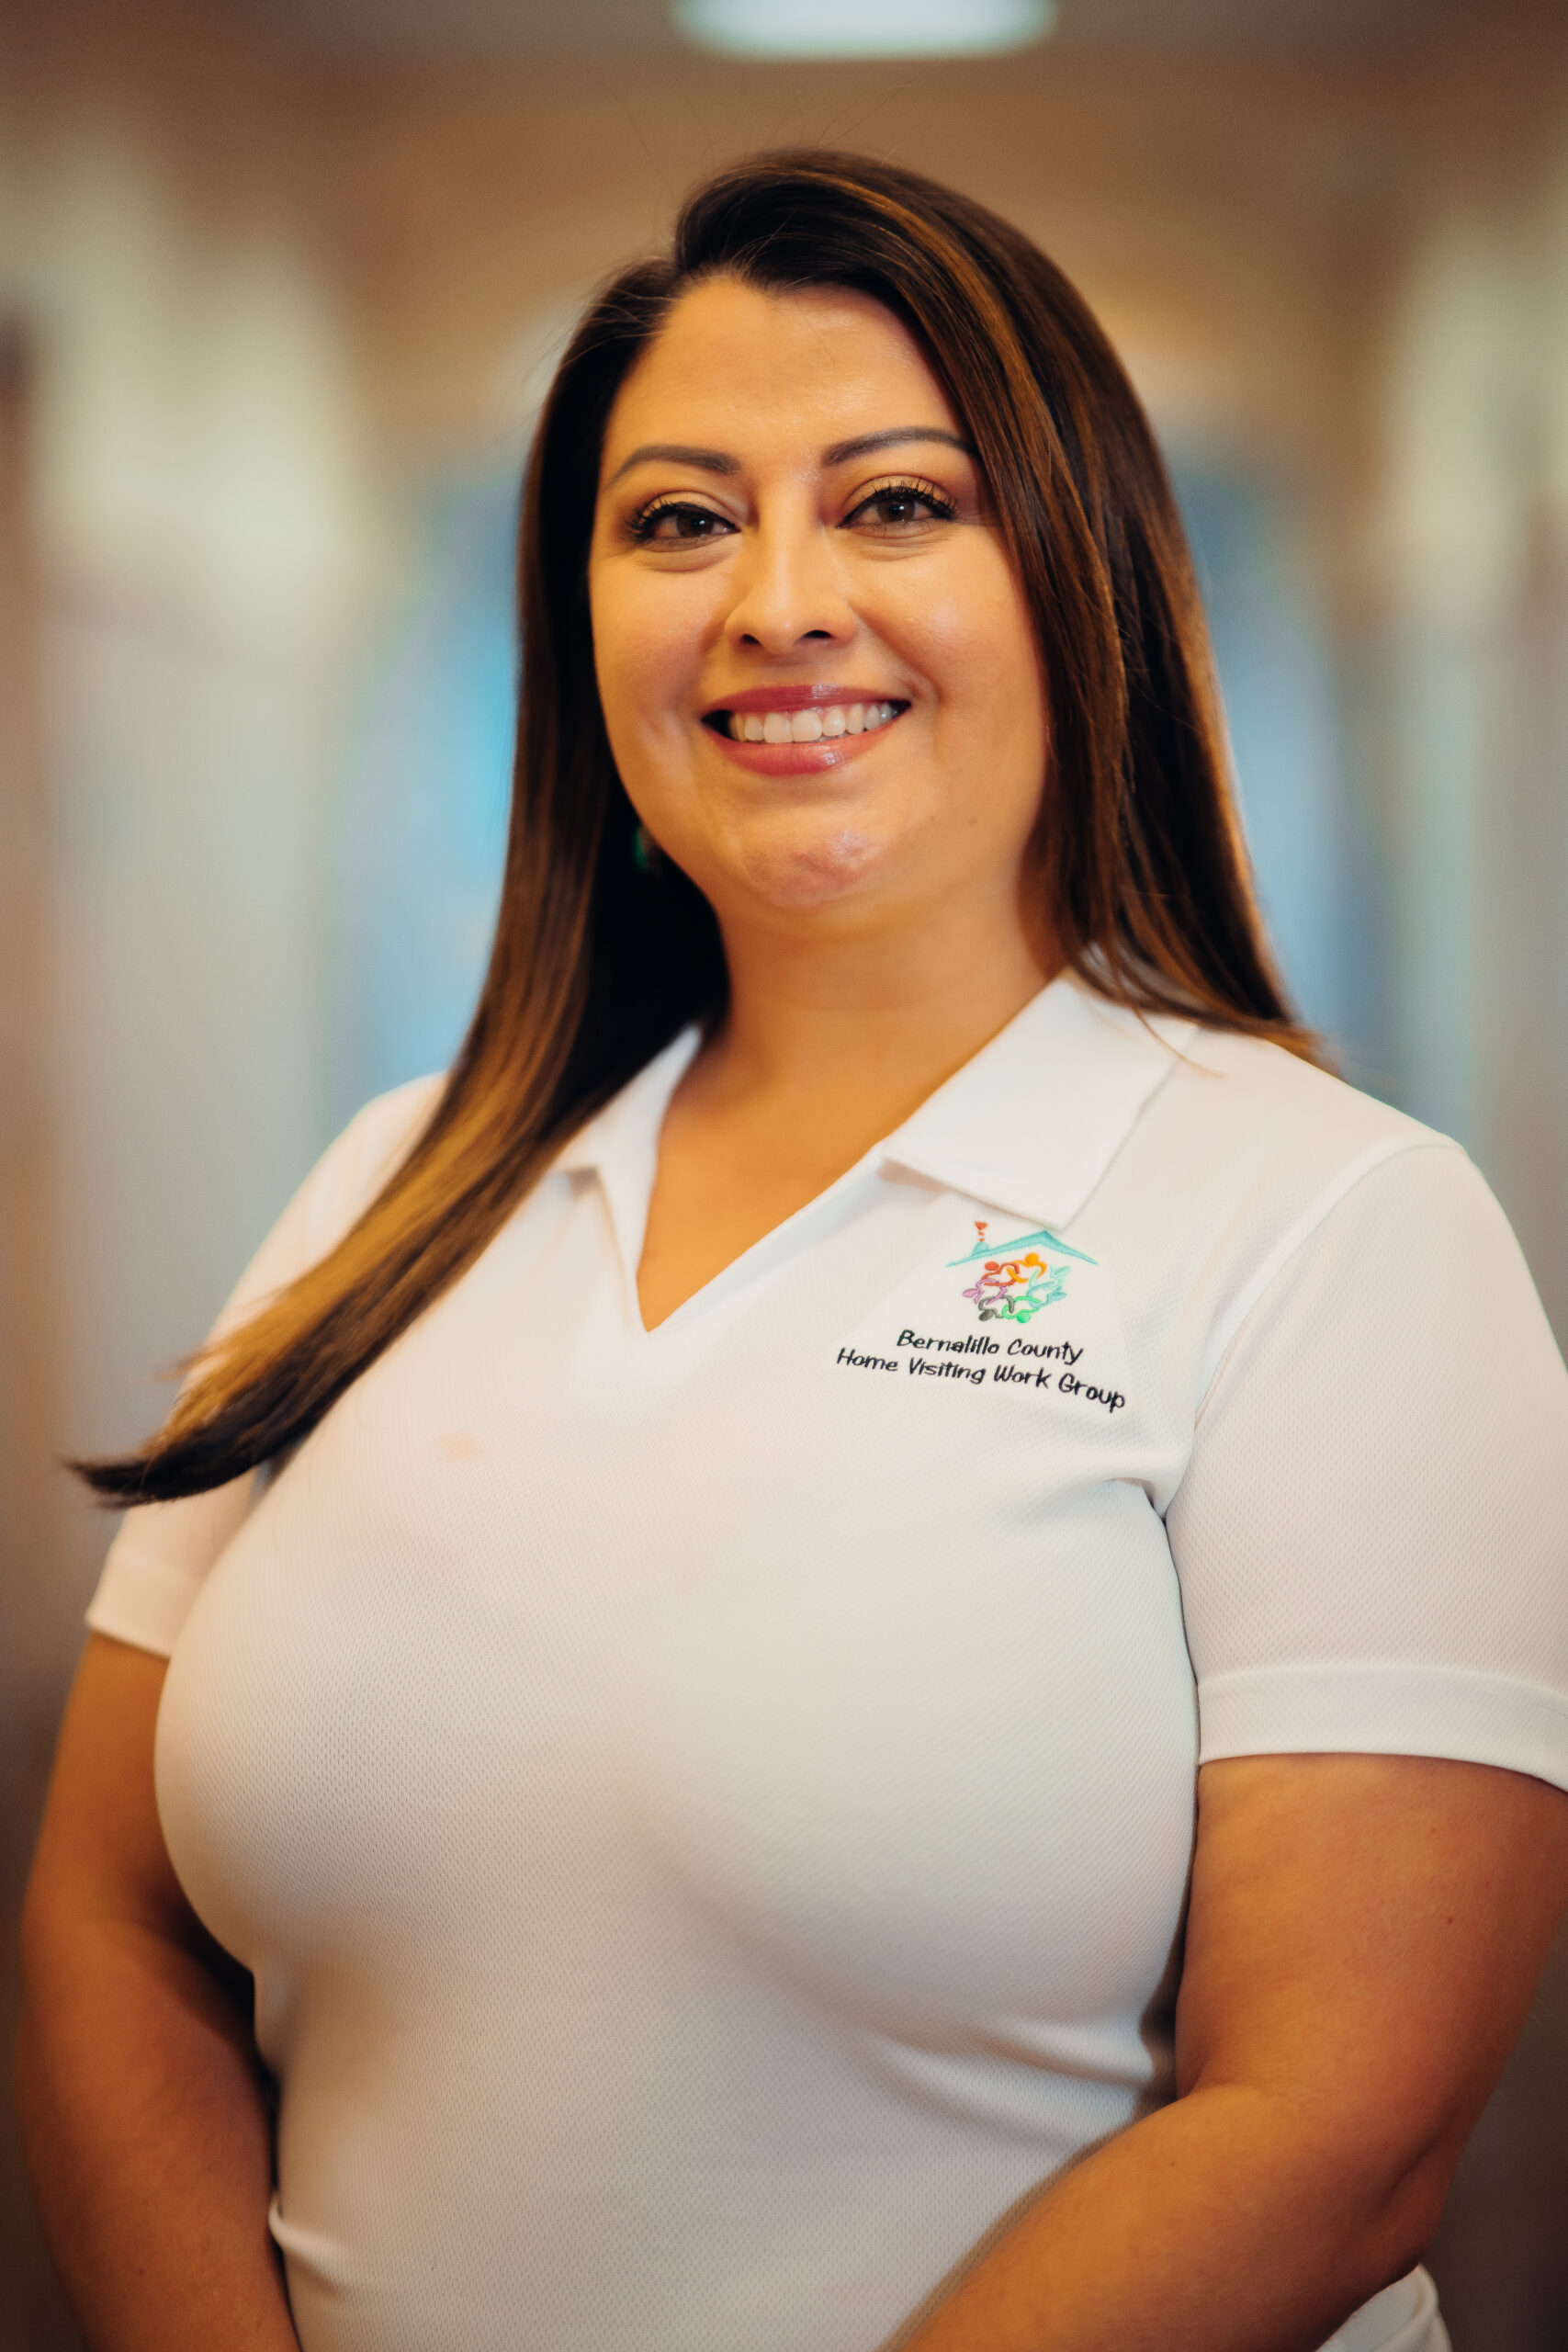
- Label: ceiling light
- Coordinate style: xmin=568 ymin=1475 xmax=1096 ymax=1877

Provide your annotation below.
xmin=672 ymin=0 xmax=1055 ymax=61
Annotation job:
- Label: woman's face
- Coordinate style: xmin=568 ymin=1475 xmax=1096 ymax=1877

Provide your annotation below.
xmin=589 ymin=277 xmax=1049 ymax=937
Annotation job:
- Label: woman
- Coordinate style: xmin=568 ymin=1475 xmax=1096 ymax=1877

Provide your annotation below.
xmin=19 ymin=152 xmax=1568 ymax=2352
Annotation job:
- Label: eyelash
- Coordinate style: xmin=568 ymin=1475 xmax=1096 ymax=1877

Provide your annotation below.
xmin=626 ymin=476 xmax=959 ymax=544
xmin=627 ymin=497 xmax=730 ymax=544
xmin=844 ymin=476 xmax=958 ymax=530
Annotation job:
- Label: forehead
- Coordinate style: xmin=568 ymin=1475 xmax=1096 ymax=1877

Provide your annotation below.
xmin=600 ymin=278 xmax=961 ymax=480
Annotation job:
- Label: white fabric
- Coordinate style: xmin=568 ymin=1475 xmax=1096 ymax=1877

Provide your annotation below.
xmin=1320 ymin=2267 xmax=1450 ymax=2352
xmin=88 ymin=975 xmax=1568 ymax=2352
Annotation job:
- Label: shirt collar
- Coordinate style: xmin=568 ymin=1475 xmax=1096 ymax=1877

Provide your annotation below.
xmin=555 ymin=974 xmax=1194 ymax=1233
xmin=554 ymin=1025 xmax=702 ymax=1180
xmin=876 ymin=974 xmax=1195 ymax=1230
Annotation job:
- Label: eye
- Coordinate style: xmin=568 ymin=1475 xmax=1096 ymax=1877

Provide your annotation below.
xmin=843 ymin=478 xmax=958 ymax=534
xmin=630 ymin=498 xmax=738 ymax=546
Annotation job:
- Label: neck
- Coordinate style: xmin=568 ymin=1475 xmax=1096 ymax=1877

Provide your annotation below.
xmin=699 ymin=887 xmax=1057 ymax=1122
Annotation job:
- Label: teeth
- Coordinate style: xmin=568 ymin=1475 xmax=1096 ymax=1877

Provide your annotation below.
xmin=728 ymin=701 xmax=897 ymax=741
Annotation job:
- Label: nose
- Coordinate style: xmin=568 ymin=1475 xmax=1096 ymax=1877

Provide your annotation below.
xmin=722 ymin=500 xmax=856 ymax=658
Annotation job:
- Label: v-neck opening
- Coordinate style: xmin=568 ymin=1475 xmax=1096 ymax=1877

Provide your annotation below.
xmin=629 ymin=1144 xmax=886 ymax=1341
xmin=567 ymin=972 xmax=1184 ymax=1344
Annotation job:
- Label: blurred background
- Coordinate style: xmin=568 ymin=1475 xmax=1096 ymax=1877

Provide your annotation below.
xmin=3 ymin=0 xmax=1567 ymax=2342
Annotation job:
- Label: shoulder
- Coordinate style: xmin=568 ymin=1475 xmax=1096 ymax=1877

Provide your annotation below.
xmin=209 ymin=1074 xmax=446 ymax=1341
xmin=1162 ymin=1024 xmax=1444 ymax=1169
xmin=293 ymin=1075 xmax=446 ymax=1256
xmin=1132 ymin=1023 xmax=1464 ymax=1252
xmin=331 ymin=1071 xmax=447 ymax=1168
xmin=326 ymin=1073 xmax=446 ymax=1186
xmin=1087 ymin=1021 xmax=1501 ymax=1397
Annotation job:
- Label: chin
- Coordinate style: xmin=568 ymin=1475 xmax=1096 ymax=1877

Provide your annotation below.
xmin=730 ymin=823 xmax=892 ymax=913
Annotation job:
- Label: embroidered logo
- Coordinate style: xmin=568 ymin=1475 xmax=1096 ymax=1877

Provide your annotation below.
xmin=949 ymin=1220 xmax=1098 ymax=1325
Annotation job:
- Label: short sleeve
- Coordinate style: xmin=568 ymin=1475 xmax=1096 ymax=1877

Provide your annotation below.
xmin=1167 ymin=1143 xmax=1568 ymax=1792
xmin=85 ymin=1075 xmax=443 ymax=1659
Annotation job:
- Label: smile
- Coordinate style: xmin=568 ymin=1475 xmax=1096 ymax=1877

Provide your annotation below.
xmin=706 ymin=700 xmax=906 ymax=744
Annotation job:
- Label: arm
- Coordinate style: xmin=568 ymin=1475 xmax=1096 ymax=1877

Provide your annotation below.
xmin=17 ymin=1633 xmax=300 ymax=2352
xmin=904 ymin=1749 xmax=1568 ymax=2352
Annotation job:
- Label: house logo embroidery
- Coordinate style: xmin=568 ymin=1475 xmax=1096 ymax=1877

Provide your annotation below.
xmin=950 ymin=1220 xmax=1098 ymax=1325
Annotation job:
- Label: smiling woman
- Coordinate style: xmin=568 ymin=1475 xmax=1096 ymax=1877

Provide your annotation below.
xmin=18 ymin=152 xmax=1568 ymax=2352
xmin=587 ymin=274 xmax=1056 ymax=1321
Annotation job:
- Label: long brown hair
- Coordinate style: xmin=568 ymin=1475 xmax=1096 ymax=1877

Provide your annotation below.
xmin=84 ymin=148 xmax=1313 ymax=1506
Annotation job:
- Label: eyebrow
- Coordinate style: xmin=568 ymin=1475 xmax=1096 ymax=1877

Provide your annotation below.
xmin=604 ymin=442 xmax=739 ymax=487
xmin=821 ymin=426 xmax=974 ymax=466
xmin=604 ymin=426 xmax=974 ymax=488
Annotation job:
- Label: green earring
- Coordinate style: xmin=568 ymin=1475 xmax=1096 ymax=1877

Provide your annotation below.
xmin=632 ymin=823 xmax=659 ymax=876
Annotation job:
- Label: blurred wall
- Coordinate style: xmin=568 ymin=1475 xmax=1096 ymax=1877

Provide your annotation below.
xmin=1376 ymin=155 xmax=1568 ymax=1338
xmin=1 ymin=7 xmax=382 ymax=2340
xmin=4 ymin=2 xmax=1568 ymax=2346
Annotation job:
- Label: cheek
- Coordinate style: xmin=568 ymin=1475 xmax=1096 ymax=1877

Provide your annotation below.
xmin=589 ymin=585 xmax=649 ymax=736
xmin=897 ymin=547 xmax=1039 ymax=707
xmin=916 ymin=579 xmax=1045 ymax=773
xmin=588 ymin=573 xmax=696 ymax=754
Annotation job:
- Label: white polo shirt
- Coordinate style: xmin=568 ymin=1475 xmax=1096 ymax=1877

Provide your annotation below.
xmin=88 ymin=975 xmax=1568 ymax=2352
